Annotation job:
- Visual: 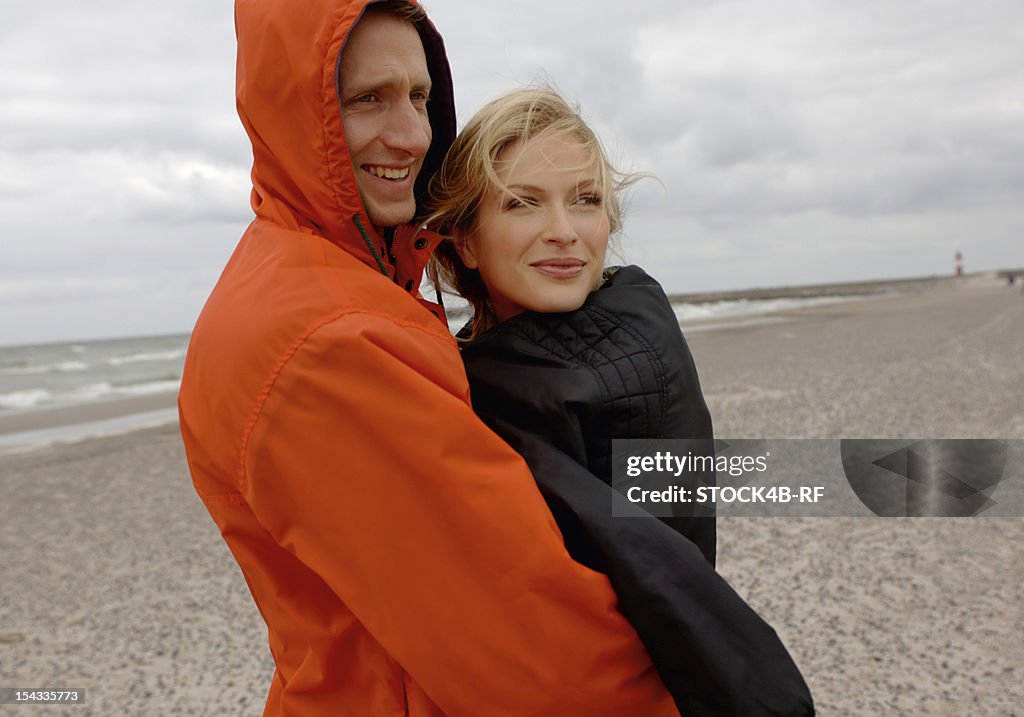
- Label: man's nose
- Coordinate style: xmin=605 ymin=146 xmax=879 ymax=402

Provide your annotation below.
xmin=542 ymin=205 xmax=578 ymax=245
xmin=381 ymin=100 xmax=431 ymax=158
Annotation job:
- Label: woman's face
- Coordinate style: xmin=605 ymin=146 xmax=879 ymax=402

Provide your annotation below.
xmin=456 ymin=133 xmax=611 ymax=322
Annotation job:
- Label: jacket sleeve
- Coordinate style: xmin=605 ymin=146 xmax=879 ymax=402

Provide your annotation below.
xmin=239 ymin=311 xmax=680 ymax=717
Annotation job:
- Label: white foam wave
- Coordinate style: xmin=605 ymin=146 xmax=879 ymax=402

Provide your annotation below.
xmin=115 ymin=379 xmax=181 ymax=396
xmin=0 ymin=388 xmax=54 ymax=409
xmin=65 ymin=379 xmax=181 ymax=401
xmin=0 ymin=360 xmax=89 ymax=375
xmin=107 ymin=348 xmax=187 ymax=366
xmin=0 ymin=379 xmax=181 ymax=413
xmin=673 ymin=295 xmax=853 ymax=323
xmin=68 ymin=382 xmax=115 ymax=400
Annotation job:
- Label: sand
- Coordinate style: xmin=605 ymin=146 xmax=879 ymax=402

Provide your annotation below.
xmin=1 ymin=275 xmax=1021 ymax=715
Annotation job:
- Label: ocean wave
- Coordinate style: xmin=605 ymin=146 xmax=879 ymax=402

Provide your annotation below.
xmin=68 ymin=379 xmax=181 ymax=401
xmin=673 ymin=295 xmax=853 ymax=323
xmin=0 ymin=360 xmax=89 ymax=376
xmin=0 ymin=379 xmax=181 ymax=412
xmin=107 ymin=348 xmax=187 ymax=366
xmin=115 ymin=379 xmax=181 ymax=396
xmin=68 ymin=382 xmax=115 ymax=400
xmin=0 ymin=388 xmax=53 ymax=409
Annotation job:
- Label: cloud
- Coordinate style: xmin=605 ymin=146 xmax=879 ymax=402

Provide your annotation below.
xmin=1 ymin=0 xmax=1022 ymax=344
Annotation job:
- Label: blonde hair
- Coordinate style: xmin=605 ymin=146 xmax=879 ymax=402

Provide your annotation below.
xmin=426 ymin=87 xmax=640 ymax=339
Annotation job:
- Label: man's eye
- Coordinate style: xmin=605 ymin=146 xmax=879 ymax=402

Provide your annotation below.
xmin=411 ymin=90 xmax=430 ymax=103
xmin=354 ymin=93 xmax=377 ymax=103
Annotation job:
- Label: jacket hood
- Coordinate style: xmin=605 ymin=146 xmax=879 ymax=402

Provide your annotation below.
xmin=234 ymin=0 xmax=455 ymax=266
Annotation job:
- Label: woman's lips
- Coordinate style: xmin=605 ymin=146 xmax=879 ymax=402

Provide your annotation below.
xmin=530 ymin=259 xmax=585 ymax=279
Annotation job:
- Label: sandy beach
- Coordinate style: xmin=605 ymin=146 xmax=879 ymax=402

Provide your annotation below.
xmin=2 ymin=275 xmax=1022 ymax=715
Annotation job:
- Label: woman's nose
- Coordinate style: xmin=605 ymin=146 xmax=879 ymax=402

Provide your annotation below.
xmin=542 ymin=206 xmax=578 ymax=245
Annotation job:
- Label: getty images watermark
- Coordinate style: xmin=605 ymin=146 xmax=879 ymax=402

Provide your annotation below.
xmin=611 ymin=439 xmax=1023 ymax=517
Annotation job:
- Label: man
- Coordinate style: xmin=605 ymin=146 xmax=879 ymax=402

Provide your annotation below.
xmin=178 ymin=1 xmax=680 ymax=714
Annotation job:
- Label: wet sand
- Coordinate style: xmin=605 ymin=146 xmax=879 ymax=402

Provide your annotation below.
xmin=1 ymin=275 xmax=1022 ymax=715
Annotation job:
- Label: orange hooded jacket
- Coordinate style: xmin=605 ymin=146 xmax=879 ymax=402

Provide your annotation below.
xmin=178 ymin=1 xmax=680 ymax=715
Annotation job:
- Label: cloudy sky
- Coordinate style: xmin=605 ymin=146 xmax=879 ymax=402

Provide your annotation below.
xmin=2 ymin=0 xmax=1021 ymax=346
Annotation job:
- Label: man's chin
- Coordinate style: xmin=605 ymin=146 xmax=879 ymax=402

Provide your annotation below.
xmin=364 ymin=199 xmax=417 ymax=231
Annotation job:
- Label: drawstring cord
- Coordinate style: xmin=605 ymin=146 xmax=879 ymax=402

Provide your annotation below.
xmin=352 ymin=215 xmax=389 ymax=276
xmin=353 ymin=215 xmax=448 ymax=325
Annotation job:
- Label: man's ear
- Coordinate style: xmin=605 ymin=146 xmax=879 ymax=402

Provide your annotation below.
xmin=453 ymin=233 xmax=479 ymax=270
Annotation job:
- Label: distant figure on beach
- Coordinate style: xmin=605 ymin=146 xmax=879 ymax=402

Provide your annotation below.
xmin=178 ymin=1 xmax=694 ymax=714
xmin=425 ymin=87 xmax=813 ymax=716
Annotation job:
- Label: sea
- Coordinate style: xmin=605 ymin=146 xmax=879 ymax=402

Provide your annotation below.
xmin=0 ymin=293 xmax=860 ymax=455
xmin=0 ymin=334 xmax=187 ymax=455
xmin=0 ymin=334 xmax=187 ymax=412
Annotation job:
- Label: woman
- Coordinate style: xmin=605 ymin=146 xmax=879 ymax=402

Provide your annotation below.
xmin=427 ymin=88 xmax=813 ymax=716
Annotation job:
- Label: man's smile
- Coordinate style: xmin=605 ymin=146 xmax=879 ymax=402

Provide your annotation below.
xmin=363 ymin=164 xmax=412 ymax=180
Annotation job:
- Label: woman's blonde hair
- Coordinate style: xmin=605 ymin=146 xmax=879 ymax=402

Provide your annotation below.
xmin=426 ymin=87 xmax=639 ymax=339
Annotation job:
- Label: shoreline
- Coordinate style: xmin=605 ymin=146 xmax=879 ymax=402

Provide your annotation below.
xmin=0 ymin=393 xmax=178 ymax=456
xmin=0 ymin=392 xmax=177 ymax=435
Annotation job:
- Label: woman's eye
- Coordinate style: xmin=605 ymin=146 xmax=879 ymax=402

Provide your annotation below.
xmin=504 ymin=196 xmax=535 ymax=211
xmin=578 ymin=193 xmax=603 ymax=207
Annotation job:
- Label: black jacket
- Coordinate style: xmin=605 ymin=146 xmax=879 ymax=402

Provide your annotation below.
xmin=462 ymin=266 xmax=814 ymax=716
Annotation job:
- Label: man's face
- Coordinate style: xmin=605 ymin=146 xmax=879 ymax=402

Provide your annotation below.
xmin=339 ymin=12 xmax=432 ymax=230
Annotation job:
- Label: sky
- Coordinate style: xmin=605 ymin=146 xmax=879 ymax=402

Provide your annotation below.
xmin=1 ymin=0 xmax=1022 ymax=346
